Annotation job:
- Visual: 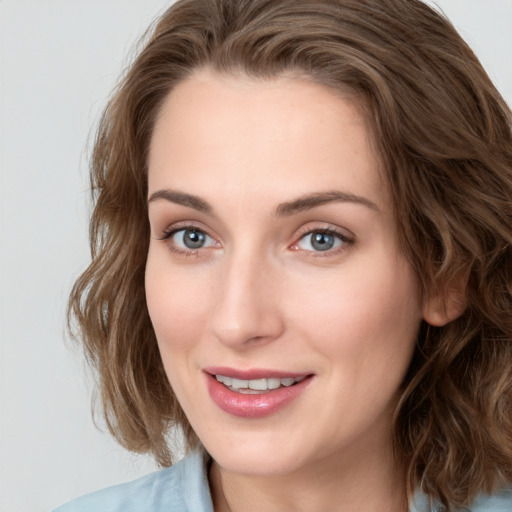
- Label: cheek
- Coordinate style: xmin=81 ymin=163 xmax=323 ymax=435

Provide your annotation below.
xmin=287 ymin=255 xmax=422 ymax=366
xmin=145 ymin=255 xmax=213 ymax=411
xmin=145 ymin=254 xmax=209 ymax=356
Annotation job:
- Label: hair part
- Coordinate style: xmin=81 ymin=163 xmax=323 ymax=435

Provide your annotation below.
xmin=68 ymin=0 xmax=512 ymax=508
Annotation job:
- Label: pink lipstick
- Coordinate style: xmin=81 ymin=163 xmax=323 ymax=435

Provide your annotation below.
xmin=204 ymin=367 xmax=313 ymax=418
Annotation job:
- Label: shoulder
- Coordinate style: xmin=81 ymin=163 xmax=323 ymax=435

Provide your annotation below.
xmin=411 ymin=487 xmax=512 ymax=512
xmin=52 ymin=450 xmax=213 ymax=512
xmin=467 ymin=487 xmax=512 ymax=512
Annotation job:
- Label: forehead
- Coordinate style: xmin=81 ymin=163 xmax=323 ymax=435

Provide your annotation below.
xmin=148 ymin=69 xmax=388 ymax=212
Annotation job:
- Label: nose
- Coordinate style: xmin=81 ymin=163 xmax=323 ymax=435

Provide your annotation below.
xmin=208 ymin=249 xmax=284 ymax=348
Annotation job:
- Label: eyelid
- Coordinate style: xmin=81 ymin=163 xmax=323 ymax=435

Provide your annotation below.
xmin=156 ymin=220 xmax=215 ymax=241
xmin=161 ymin=227 xmax=215 ymax=244
xmin=293 ymin=222 xmax=354 ymax=241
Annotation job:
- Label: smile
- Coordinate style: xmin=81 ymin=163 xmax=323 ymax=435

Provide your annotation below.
xmin=204 ymin=369 xmax=313 ymax=418
xmin=215 ymin=374 xmax=307 ymax=394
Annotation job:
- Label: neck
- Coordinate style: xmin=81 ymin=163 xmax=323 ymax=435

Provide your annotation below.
xmin=209 ymin=440 xmax=408 ymax=512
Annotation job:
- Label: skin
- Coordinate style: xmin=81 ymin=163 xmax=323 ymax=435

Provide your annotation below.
xmin=145 ymin=69 xmax=433 ymax=512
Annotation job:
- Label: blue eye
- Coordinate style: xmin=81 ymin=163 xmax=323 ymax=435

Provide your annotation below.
xmin=297 ymin=230 xmax=345 ymax=252
xmin=171 ymin=228 xmax=216 ymax=250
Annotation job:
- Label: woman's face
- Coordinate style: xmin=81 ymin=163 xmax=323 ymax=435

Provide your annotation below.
xmin=146 ymin=70 xmax=424 ymax=476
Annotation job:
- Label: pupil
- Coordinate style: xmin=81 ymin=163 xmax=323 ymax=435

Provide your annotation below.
xmin=311 ymin=232 xmax=334 ymax=251
xmin=183 ymin=230 xmax=205 ymax=249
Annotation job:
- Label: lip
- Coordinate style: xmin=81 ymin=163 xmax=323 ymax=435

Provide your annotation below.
xmin=204 ymin=368 xmax=313 ymax=418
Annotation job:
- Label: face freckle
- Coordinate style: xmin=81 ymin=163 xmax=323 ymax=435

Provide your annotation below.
xmin=145 ymin=69 xmax=424 ymax=479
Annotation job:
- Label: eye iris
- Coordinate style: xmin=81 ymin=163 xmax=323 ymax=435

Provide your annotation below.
xmin=311 ymin=232 xmax=335 ymax=251
xmin=183 ymin=230 xmax=205 ymax=249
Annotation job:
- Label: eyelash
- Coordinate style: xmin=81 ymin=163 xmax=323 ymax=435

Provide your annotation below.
xmin=291 ymin=226 xmax=354 ymax=257
xmin=158 ymin=224 xmax=217 ymax=257
xmin=157 ymin=224 xmax=354 ymax=257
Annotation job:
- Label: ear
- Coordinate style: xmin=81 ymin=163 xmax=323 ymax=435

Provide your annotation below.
xmin=423 ymin=281 xmax=467 ymax=327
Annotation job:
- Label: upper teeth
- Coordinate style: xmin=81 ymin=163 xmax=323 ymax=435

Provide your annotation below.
xmin=215 ymin=375 xmax=305 ymax=391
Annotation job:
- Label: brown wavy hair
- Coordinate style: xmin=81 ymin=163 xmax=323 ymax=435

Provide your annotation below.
xmin=68 ymin=0 xmax=512 ymax=508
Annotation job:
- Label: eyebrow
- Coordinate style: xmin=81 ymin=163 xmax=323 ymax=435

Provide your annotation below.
xmin=148 ymin=188 xmax=379 ymax=216
xmin=148 ymin=189 xmax=212 ymax=213
xmin=274 ymin=190 xmax=380 ymax=217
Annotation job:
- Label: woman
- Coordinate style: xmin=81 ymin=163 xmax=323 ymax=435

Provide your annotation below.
xmin=55 ymin=0 xmax=512 ymax=510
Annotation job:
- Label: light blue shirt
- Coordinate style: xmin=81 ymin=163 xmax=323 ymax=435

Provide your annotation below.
xmin=53 ymin=450 xmax=512 ymax=512
xmin=53 ymin=451 xmax=213 ymax=512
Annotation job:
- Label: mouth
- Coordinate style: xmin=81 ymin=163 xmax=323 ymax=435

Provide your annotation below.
xmin=203 ymin=367 xmax=313 ymax=418
xmin=214 ymin=374 xmax=307 ymax=394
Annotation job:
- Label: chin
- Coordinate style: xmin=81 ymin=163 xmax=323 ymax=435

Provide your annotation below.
xmin=203 ymin=431 xmax=312 ymax=476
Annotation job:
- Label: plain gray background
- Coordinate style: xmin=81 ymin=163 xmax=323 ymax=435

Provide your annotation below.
xmin=1 ymin=1 xmax=511 ymax=511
